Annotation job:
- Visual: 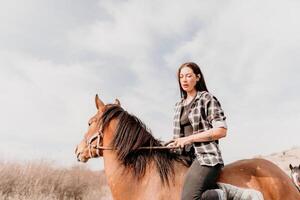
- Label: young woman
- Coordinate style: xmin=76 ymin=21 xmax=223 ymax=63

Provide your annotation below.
xmin=167 ymin=62 xmax=227 ymax=200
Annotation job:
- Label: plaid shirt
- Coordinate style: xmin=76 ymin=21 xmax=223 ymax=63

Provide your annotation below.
xmin=173 ymin=91 xmax=227 ymax=166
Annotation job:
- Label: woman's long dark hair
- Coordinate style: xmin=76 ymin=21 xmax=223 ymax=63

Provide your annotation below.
xmin=177 ymin=62 xmax=208 ymax=99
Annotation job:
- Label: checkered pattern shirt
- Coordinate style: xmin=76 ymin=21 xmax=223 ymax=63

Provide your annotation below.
xmin=173 ymin=91 xmax=227 ymax=166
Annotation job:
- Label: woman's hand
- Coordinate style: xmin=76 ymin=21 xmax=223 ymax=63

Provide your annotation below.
xmin=166 ymin=136 xmax=193 ymax=148
xmin=166 ymin=128 xmax=227 ymax=148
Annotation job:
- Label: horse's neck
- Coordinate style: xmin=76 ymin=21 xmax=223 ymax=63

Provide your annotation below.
xmin=101 ymin=119 xmax=187 ymax=200
xmin=103 ymin=151 xmax=187 ymax=200
xmin=103 ymin=151 xmax=160 ymax=200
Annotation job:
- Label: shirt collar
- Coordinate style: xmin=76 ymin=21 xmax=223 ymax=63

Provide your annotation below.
xmin=180 ymin=91 xmax=205 ymax=104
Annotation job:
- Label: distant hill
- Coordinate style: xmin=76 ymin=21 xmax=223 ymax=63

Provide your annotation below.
xmin=256 ymin=146 xmax=300 ymax=175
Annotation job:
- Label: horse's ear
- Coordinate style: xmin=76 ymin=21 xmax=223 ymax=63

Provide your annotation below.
xmin=115 ymin=98 xmax=121 ymax=106
xmin=289 ymin=164 xmax=293 ymax=170
xmin=95 ymin=94 xmax=105 ymax=110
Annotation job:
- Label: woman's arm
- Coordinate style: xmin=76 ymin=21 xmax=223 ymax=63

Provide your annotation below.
xmin=168 ymin=127 xmax=227 ymax=148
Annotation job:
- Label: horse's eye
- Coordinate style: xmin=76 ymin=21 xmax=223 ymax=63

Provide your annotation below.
xmin=88 ymin=122 xmax=91 ymax=126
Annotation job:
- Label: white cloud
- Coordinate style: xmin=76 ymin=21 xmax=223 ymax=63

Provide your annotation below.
xmin=0 ymin=0 xmax=299 ymax=170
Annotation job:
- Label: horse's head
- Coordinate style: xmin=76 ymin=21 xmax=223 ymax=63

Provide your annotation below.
xmin=289 ymin=164 xmax=300 ymax=192
xmin=75 ymin=94 xmax=120 ymax=162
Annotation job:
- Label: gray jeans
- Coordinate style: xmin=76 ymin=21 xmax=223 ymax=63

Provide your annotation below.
xmin=181 ymin=159 xmax=222 ymax=200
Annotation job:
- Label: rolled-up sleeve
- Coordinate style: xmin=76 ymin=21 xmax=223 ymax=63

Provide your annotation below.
xmin=205 ymin=94 xmax=227 ymax=129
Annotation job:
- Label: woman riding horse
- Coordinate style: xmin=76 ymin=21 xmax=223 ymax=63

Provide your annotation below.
xmin=167 ymin=62 xmax=227 ymax=200
xmin=75 ymin=94 xmax=300 ymax=200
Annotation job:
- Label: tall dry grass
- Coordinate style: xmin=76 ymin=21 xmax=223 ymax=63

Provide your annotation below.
xmin=0 ymin=160 xmax=112 ymax=200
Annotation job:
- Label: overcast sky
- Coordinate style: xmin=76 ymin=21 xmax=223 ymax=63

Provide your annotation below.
xmin=0 ymin=0 xmax=299 ymax=170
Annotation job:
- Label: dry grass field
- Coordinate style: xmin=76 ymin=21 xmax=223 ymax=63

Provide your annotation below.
xmin=0 ymin=160 xmax=111 ymax=200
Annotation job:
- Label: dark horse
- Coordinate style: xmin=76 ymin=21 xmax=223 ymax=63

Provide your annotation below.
xmin=75 ymin=95 xmax=300 ymax=200
xmin=290 ymin=164 xmax=300 ymax=192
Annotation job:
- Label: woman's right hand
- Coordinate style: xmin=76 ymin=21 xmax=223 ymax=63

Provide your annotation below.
xmin=165 ymin=139 xmax=183 ymax=155
xmin=167 ymin=137 xmax=193 ymax=148
xmin=164 ymin=139 xmax=175 ymax=147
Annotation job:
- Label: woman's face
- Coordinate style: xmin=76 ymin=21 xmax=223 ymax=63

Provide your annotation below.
xmin=179 ymin=66 xmax=199 ymax=94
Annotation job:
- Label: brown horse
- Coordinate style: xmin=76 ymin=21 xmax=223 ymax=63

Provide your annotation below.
xmin=75 ymin=95 xmax=300 ymax=200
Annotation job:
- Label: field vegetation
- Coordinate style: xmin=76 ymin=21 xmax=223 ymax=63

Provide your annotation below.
xmin=0 ymin=160 xmax=111 ymax=200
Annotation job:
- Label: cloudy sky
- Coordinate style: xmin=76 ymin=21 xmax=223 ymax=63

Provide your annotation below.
xmin=0 ymin=0 xmax=299 ymax=170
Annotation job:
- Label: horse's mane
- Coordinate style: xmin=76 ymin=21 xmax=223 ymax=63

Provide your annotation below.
xmin=100 ymin=104 xmax=188 ymax=185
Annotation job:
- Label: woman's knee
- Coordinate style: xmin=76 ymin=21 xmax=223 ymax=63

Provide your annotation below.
xmin=201 ymin=190 xmax=219 ymax=200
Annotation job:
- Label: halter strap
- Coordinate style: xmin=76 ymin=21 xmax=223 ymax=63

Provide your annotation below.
xmin=87 ymin=126 xmax=104 ymax=158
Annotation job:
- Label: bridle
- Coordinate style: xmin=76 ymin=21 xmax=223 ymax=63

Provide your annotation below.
xmin=86 ymin=125 xmax=178 ymax=158
xmin=86 ymin=125 xmax=107 ymax=158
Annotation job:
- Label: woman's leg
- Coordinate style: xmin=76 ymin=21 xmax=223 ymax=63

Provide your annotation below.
xmin=181 ymin=160 xmax=222 ymax=200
